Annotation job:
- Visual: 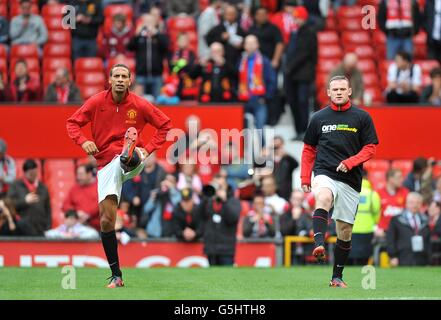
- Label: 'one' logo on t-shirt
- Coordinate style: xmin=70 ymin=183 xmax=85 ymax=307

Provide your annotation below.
xmin=321 ymin=124 xmax=358 ymax=134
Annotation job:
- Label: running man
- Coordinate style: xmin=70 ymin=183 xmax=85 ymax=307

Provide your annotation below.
xmin=66 ymin=64 xmax=172 ymax=288
xmin=300 ymin=75 xmax=379 ymax=287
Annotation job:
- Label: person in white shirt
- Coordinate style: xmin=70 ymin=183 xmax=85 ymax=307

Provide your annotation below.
xmin=45 ymin=210 xmax=99 ymax=239
xmin=386 ymin=51 xmax=422 ymax=103
xmin=261 ymin=175 xmax=288 ymax=215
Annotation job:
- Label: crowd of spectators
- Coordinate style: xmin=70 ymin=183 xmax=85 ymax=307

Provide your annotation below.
xmin=0 ymin=0 xmax=439 ymax=133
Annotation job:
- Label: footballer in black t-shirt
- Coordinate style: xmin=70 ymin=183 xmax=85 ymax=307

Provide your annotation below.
xmin=300 ymin=76 xmax=379 ymax=287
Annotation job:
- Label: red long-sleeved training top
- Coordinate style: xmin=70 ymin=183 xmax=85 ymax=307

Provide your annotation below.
xmin=66 ymin=89 xmax=172 ymax=168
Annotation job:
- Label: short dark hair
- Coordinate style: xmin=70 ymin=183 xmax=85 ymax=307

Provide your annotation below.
xmin=77 ymin=163 xmax=95 ymax=174
xmin=23 ymin=159 xmax=37 ymax=172
xmin=15 ymin=59 xmax=27 ymax=68
xmin=430 ymin=67 xmax=441 ymax=79
xmin=64 ymin=210 xmax=79 ymax=219
xmin=413 ymin=157 xmax=428 ymax=174
xmin=113 ymin=13 xmax=126 ymax=22
xmin=386 ymin=168 xmax=401 ymax=180
xmin=328 ymin=75 xmax=350 ymax=88
xmin=396 ymin=50 xmax=412 ymax=62
xmin=109 ymin=64 xmax=131 ymax=78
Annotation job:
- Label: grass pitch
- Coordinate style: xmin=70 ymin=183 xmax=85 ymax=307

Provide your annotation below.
xmin=1 ymin=266 xmax=441 ymax=300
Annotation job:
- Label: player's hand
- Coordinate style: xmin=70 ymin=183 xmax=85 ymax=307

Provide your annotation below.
xmin=301 ymin=184 xmax=311 ymax=193
xmin=336 ymin=162 xmax=349 ymax=173
xmin=81 ymin=141 xmax=99 ymax=155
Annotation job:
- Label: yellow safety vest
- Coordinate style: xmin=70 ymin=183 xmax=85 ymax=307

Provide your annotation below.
xmin=353 ymin=179 xmax=381 ymax=234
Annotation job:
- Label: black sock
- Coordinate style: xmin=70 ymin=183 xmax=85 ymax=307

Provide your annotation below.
xmin=312 ymin=208 xmax=328 ymax=246
xmin=333 ymin=239 xmax=352 ymax=279
xmin=101 ymin=230 xmax=122 ymax=277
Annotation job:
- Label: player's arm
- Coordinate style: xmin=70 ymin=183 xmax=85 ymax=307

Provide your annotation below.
xmin=66 ymin=98 xmax=99 ymax=155
xmin=301 ymin=116 xmax=319 ymax=192
xmin=339 ymin=113 xmax=379 ymax=172
xmin=300 ymin=144 xmax=317 ymax=192
xmin=142 ymin=101 xmax=173 ymax=157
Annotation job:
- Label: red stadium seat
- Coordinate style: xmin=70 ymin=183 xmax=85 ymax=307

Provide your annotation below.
xmin=380 ymin=60 xmax=393 ymax=74
xmin=337 ymin=6 xmax=363 ymax=19
xmin=43 ymin=159 xmax=75 ymax=183
xmin=41 ymin=3 xmax=65 ymax=17
xmin=344 ymin=45 xmax=375 ymax=59
xmin=317 ymin=31 xmax=339 ymax=44
xmin=79 ymin=85 xmax=104 ymax=100
xmin=43 ymin=44 xmax=71 ymax=58
xmin=317 ymin=58 xmax=341 ymax=73
xmin=364 ymin=159 xmax=390 ymax=172
xmin=47 ymin=30 xmax=71 ymax=44
xmin=44 ymin=17 xmax=64 ymax=30
xmin=104 ymin=4 xmax=133 ymax=20
xmin=10 ymin=44 xmax=39 ymax=59
xmin=357 ymin=59 xmax=376 ymax=72
xmin=15 ymin=158 xmax=43 ymax=181
xmin=43 ymin=57 xmax=72 ymax=72
xmin=416 ymin=60 xmax=440 ymax=74
xmin=74 ymin=57 xmax=104 ymax=72
xmin=362 ymin=73 xmax=379 ymax=86
xmin=341 ymin=31 xmax=371 ymax=45
xmin=316 ymin=72 xmax=329 ymax=88
xmin=372 ymin=31 xmax=386 ymax=45
xmin=391 ymin=160 xmax=413 ymax=176
xmin=338 ymin=18 xmax=363 ymax=31
xmin=0 ymin=45 xmax=7 ymax=58
xmin=167 ymin=16 xmax=196 ymax=32
xmin=44 ymin=159 xmax=76 ymax=228
xmin=318 ymin=44 xmax=343 ymax=59
xmin=43 ymin=71 xmax=57 ymax=89
xmin=413 ymin=31 xmax=427 ymax=46
xmin=0 ymin=5 xmax=6 ymax=17
xmin=75 ymin=71 xmax=106 ymax=86
xmin=325 ymin=17 xmax=337 ymax=30
xmin=368 ymin=170 xmax=387 ymax=191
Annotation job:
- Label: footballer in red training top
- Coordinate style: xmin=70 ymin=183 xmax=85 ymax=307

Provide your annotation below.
xmin=300 ymin=75 xmax=379 ymax=288
xmin=66 ymin=64 xmax=172 ymax=288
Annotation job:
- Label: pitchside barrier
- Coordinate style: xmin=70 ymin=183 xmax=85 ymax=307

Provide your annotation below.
xmin=1 ymin=237 xmax=440 ymax=268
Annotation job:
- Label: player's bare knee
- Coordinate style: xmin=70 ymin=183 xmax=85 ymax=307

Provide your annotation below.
xmin=338 ymin=223 xmax=353 ymax=241
xmin=315 ymin=191 xmax=333 ymax=210
xmin=100 ymin=213 xmax=115 ymax=232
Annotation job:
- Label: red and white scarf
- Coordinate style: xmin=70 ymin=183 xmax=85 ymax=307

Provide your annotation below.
xmin=23 ymin=177 xmax=38 ymax=193
xmin=238 ymin=52 xmax=266 ymax=101
xmin=386 ymin=0 xmax=413 ymax=29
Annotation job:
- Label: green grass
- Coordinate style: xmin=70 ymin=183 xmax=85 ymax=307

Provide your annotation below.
xmin=1 ymin=266 xmax=441 ymax=300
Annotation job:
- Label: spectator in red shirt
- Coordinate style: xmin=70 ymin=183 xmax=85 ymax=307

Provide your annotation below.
xmin=376 ymin=168 xmax=409 ymax=240
xmin=62 ymin=164 xmax=100 ymax=230
xmin=101 ymin=13 xmax=134 ymax=62
xmin=270 ymin=0 xmax=298 ymax=45
xmin=44 ymin=67 xmax=82 ymax=103
xmin=10 ymin=59 xmax=40 ymax=102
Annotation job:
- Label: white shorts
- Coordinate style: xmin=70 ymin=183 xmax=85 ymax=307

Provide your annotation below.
xmin=97 ymin=148 xmax=146 ymax=204
xmin=311 ymin=174 xmax=360 ymax=225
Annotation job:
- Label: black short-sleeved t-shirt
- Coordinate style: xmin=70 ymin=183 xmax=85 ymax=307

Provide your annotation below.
xmin=303 ymin=105 xmax=379 ymax=192
xmin=249 ymin=22 xmax=283 ymax=61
